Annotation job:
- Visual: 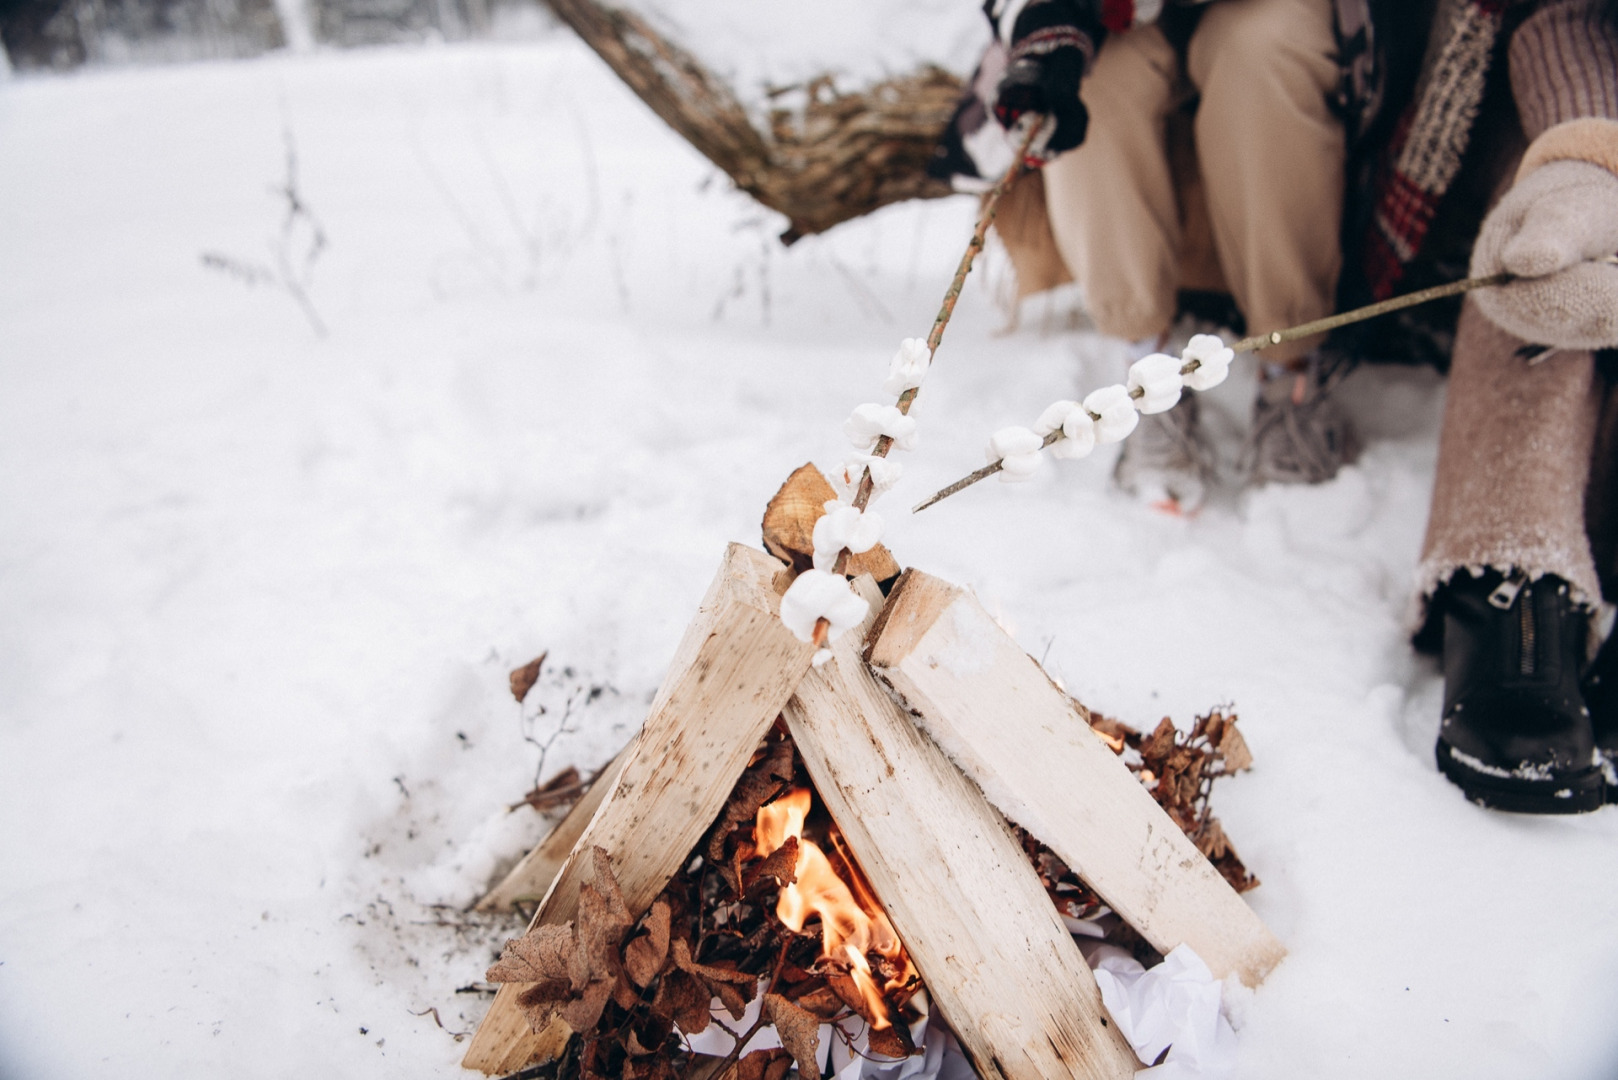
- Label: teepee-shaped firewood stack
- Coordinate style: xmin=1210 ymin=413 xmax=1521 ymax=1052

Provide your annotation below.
xmin=464 ymin=478 xmax=1285 ymax=1078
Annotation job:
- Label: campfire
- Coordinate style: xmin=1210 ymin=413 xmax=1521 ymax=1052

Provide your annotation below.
xmin=464 ymin=542 xmax=1284 ymax=1080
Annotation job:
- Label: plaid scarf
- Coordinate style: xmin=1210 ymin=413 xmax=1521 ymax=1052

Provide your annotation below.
xmin=1361 ymin=0 xmax=1511 ymax=298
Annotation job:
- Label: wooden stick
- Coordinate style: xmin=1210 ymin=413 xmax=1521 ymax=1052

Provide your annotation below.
xmin=910 ymin=268 xmax=1529 ymax=512
xmin=830 ymin=122 xmax=1041 ymax=572
xmin=461 ymin=545 xmax=816 ymax=1074
xmin=785 ymin=577 xmax=1138 ymax=1080
xmin=864 ymin=570 xmax=1286 ymax=989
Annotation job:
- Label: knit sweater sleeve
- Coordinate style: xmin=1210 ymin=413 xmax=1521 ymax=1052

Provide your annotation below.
xmin=1509 ymin=0 xmax=1618 ymax=171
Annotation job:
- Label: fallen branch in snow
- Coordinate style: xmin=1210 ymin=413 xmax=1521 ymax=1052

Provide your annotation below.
xmin=541 ymin=0 xmax=960 ymax=243
xmin=911 ymin=267 xmax=1540 ymax=512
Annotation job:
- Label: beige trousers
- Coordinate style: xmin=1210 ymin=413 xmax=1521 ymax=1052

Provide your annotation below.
xmin=1042 ymin=0 xmax=1345 ymax=362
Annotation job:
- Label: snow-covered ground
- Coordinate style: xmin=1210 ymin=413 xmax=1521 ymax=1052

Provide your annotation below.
xmin=1 ymin=30 xmax=1616 ymax=1080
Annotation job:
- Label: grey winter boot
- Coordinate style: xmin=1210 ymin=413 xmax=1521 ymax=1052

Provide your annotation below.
xmin=1243 ymin=355 xmax=1360 ymax=486
xmin=1113 ymin=394 xmax=1214 ymax=512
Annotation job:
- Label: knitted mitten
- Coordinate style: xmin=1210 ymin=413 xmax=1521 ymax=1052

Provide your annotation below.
xmin=1470 ymin=159 xmax=1618 ymax=351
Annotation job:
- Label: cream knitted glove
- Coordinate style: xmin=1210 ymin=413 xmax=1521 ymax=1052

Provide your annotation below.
xmin=1470 ymin=159 xmax=1618 ymax=350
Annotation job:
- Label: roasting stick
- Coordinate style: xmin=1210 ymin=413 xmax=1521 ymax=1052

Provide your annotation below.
xmin=805 ymin=122 xmax=1044 ymax=649
xmin=829 ymin=120 xmax=1043 ymax=570
xmin=912 ymin=258 xmax=1618 ymax=514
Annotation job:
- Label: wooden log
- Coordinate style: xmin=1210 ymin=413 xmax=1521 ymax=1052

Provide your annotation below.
xmin=475 ymin=746 xmax=630 ymax=913
xmin=784 ymin=578 xmax=1137 ymax=1080
xmin=462 ymin=543 xmax=815 ymax=1074
xmin=865 ymin=570 xmax=1286 ymax=989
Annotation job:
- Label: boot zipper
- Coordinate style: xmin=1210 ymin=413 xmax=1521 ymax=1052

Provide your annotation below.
xmin=1519 ymin=592 xmax=1537 ymax=677
xmin=1487 ymin=569 xmax=1535 ymax=677
xmin=1488 ymin=569 xmax=1528 ymax=610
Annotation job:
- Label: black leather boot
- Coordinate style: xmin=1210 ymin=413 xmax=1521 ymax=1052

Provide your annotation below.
xmin=1434 ymin=569 xmax=1604 ymax=813
xmin=1583 ymin=630 xmax=1618 ymax=803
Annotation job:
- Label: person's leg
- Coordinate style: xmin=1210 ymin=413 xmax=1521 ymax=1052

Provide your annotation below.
xmin=1187 ymin=0 xmax=1344 ymax=366
xmin=1418 ymin=308 xmax=1605 ymax=611
xmin=1042 ymin=25 xmax=1181 ymax=344
xmin=1418 ymin=302 xmax=1605 ymax=813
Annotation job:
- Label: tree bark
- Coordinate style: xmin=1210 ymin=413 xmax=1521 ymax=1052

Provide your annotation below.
xmin=544 ymin=0 xmax=961 ymax=242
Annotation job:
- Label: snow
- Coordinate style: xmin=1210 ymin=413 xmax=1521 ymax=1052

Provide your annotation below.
xmin=1 ymin=31 xmax=1617 ymax=1080
xmin=636 ymin=0 xmax=986 ymax=98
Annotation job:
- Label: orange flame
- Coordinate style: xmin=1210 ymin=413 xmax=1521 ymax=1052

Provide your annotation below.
xmin=754 ymin=788 xmax=914 ymax=1029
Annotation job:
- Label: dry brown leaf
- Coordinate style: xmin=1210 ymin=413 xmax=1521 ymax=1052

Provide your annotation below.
xmin=560 ymin=979 xmax=613 ymax=1036
xmin=822 ymin=966 xmax=881 ymax=1029
xmin=763 ymin=993 xmax=820 ymax=1079
xmin=612 ymin=970 xmax=642 ymax=1011
xmin=571 ymin=849 xmax=633 ymax=995
xmin=624 ymin=900 xmax=672 ymax=987
xmin=510 ymin=653 xmax=546 ymax=703
xmin=713 ymin=979 xmax=752 ymax=1021
xmin=1218 ymin=721 xmax=1253 ymax=773
xmin=656 ymin=969 xmax=712 ymax=1035
xmin=705 ymin=738 xmax=795 ymax=863
xmin=671 ymin=939 xmax=759 ymax=987
xmin=786 ymin=983 xmax=844 ymax=1020
xmin=486 ymin=923 xmax=572 ymax=984
xmin=867 ymin=1022 xmax=915 ymax=1060
xmin=732 ymin=1047 xmax=792 ymax=1080
xmin=747 ymin=835 xmax=799 ymax=891
xmin=1140 ymin=717 xmax=1178 ymax=760
xmin=514 ymin=983 xmax=565 ymax=1033
xmin=510 ymin=766 xmax=585 ymax=813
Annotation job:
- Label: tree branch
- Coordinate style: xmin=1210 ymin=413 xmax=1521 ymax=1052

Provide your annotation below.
xmin=544 ymin=0 xmax=959 ymax=242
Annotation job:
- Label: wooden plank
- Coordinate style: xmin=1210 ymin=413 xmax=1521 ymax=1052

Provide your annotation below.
xmin=865 ymin=569 xmax=1286 ymax=989
xmin=462 ymin=543 xmax=816 ymax=1075
xmin=475 ymin=746 xmax=631 ymax=913
xmin=784 ymin=578 xmax=1137 ymax=1080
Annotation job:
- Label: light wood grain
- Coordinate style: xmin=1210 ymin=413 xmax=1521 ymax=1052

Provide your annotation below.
xmin=475 ymin=746 xmax=631 ymax=913
xmin=865 ymin=569 xmax=1286 ymax=989
xmin=462 ymin=544 xmax=814 ymax=1074
xmin=784 ymin=578 xmax=1137 ymax=1080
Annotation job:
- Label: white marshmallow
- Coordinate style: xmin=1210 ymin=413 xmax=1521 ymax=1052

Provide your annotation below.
xmin=844 ymin=403 xmax=918 ymax=452
xmin=779 ymin=569 xmax=871 ymax=645
xmin=1083 ymin=384 xmax=1140 ymax=443
xmin=881 ymin=337 xmax=932 ymax=397
xmin=1127 ymin=352 xmax=1184 ymax=414
xmin=1181 ymin=333 xmax=1234 ymax=391
xmin=988 ymin=425 xmax=1044 ymax=482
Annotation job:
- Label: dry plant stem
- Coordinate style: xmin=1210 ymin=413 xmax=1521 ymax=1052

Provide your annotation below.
xmin=695 ymin=940 xmax=793 ymax=1080
xmin=910 ymin=268 xmax=1545 ymax=512
xmin=828 ymin=123 xmax=1041 ymax=576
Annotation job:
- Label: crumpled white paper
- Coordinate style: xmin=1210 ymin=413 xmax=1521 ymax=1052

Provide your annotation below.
xmin=1091 ymin=943 xmax=1239 ymax=1079
xmin=680 ymin=983 xmax=977 ymax=1080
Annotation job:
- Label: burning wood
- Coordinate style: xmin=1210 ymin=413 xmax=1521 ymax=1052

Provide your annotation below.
xmin=483 ymin=727 xmax=931 ymax=1079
